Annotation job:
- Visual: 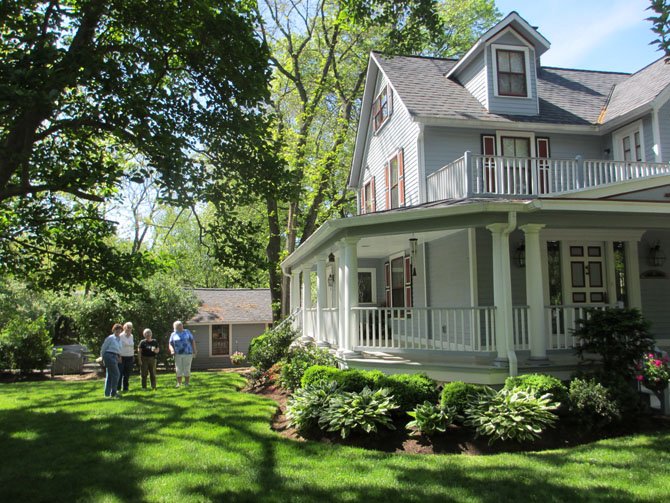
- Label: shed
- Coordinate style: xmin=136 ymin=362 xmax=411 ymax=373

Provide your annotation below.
xmin=185 ymin=288 xmax=273 ymax=369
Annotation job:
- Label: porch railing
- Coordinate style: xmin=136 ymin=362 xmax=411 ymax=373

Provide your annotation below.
xmin=426 ymin=152 xmax=670 ymax=201
xmin=545 ymin=304 xmax=609 ymax=349
xmin=353 ymin=306 xmax=496 ymax=351
xmin=322 ymin=307 xmax=339 ymax=347
xmin=512 ymin=305 xmax=530 ymax=350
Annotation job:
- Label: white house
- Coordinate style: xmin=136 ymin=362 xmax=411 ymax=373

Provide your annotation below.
xmin=281 ymin=12 xmax=670 ymax=386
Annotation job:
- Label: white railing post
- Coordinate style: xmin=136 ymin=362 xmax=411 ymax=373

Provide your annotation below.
xmin=315 ymin=258 xmax=328 ymax=346
xmin=463 ymin=150 xmax=471 ymax=197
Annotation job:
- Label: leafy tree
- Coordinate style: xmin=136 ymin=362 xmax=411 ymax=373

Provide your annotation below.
xmin=648 ymin=0 xmax=670 ymax=61
xmin=247 ymin=0 xmax=499 ymax=313
xmin=0 ymin=0 xmax=273 ymax=290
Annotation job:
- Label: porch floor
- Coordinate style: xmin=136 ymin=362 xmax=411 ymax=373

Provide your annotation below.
xmin=342 ymin=349 xmax=584 ymax=385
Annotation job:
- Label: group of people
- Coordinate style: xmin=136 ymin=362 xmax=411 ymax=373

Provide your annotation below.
xmin=99 ymin=320 xmax=197 ymax=398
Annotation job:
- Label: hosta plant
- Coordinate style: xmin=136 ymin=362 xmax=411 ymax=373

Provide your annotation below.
xmin=319 ymin=387 xmax=399 ymax=439
xmin=465 ymin=389 xmax=558 ymax=445
xmin=286 ymin=381 xmax=341 ymax=433
xmin=406 ymin=401 xmax=459 ymax=436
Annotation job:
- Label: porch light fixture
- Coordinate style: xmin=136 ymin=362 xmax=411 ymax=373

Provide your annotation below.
xmin=648 ymin=242 xmax=666 ymax=267
xmin=409 ymin=238 xmax=418 ymax=276
xmin=328 ymin=252 xmax=335 ymax=263
xmin=327 ymin=252 xmax=335 ymax=287
xmin=515 ymin=243 xmax=526 ymax=268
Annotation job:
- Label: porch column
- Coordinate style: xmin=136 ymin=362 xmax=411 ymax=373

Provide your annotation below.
xmin=344 ymin=238 xmax=360 ymax=353
xmin=337 ymin=247 xmax=345 ymax=349
xmin=301 ymin=265 xmax=313 ymax=341
xmin=315 ymin=258 xmax=328 ymax=346
xmin=290 ymin=270 xmax=301 ymax=314
xmin=521 ymin=224 xmax=547 ymax=360
xmin=487 ymin=223 xmax=516 ymax=372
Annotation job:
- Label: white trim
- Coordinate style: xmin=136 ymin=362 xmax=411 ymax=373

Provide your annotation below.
xmin=496 ymin=130 xmax=536 ymax=157
xmin=491 ymin=44 xmax=532 ymax=99
xmin=414 ymin=116 xmax=601 ymax=134
xmin=468 ymin=228 xmax=478 ymax=307
xmin=417 ymin=123 xmax=426 ymax=204
xmin=612 ymin=119 xmax=645 ymax=162
xmin=541 ymin=229 xmax=646 ymax=242
xmin=553 ymin=175 xmax=670 ymax=200
xmin=358 ymin=267 xmax=377 ymax=305
xmin=652 ymin=107 xmax=663 ymax=162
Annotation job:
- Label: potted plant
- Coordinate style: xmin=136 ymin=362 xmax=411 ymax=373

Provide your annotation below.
xmin=230 ymin=351 xmax=246 ymax=366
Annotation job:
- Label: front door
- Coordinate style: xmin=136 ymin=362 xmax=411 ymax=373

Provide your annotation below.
xmin=501 ymin=136 xmax=531 ymax=193
xmin=564 ymin=243 xmax=608 ymax=305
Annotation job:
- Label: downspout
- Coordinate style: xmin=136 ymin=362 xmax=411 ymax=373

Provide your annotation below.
xmin=503 ymin=211 xmax=518 ymax=377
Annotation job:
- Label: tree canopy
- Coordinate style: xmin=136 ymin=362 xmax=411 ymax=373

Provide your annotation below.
xmin=0 ymin=0 xmax=274 ymax=290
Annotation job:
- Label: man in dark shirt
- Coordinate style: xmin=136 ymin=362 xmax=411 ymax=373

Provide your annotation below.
xmin=138 ymin=328 xmax=160 ymax=390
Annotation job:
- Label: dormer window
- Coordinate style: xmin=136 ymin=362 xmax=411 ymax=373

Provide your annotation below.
xmin=491 ymin=44 xmax=531 ymax=98
xmin=372 ymin=85 xmax=393 ymax=132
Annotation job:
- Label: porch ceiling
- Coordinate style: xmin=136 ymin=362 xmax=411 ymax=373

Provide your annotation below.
xmin=357 ymin=229 xmax=460 ymax=258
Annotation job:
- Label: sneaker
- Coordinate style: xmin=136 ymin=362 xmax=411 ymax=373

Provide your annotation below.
xmin=175 ymin=383 xmax=181 ymax=388
xmin=184 ymin=382 xmax=190 ymax=387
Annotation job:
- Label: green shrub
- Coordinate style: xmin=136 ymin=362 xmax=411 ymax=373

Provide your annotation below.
xmin=406 ymin=401 xmax=458 ymax=436
xmin=279 ymin=345 xmax=337 ymax=390
xmin=504 ymin=374 xmax=569 ymax=406
xmin=286 ymin=381 xmax=341 ymax=433
xmin=573 ymin=308 xmax=655 ymax=379
xmin=319 ymin=387 xmax=398 ymax=439
xmin=568 ymin=378 xmax=621 ymax=430
xmin=301 ymin=365 xmax=342 ymax=388
xmin=440 ymin=381 xmax=492 ymax=417
xmin=465 ymin=389 xmax=558 ymax=445
xmin=248 ymin=323 xmax=298 ymax=372
xmin=379 ymin=373 xmax=438 ymax=412
xmin=0 ymin=317 xmax=52 ymax=374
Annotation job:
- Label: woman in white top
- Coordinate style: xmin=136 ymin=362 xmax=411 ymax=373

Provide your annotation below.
xmin=117 ymin=321 xmax=135 ymax=392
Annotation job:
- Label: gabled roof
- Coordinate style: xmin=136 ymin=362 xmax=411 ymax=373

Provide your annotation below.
xmin=188 ymin=288 xmax=273 ymax=324
xmin=446 ymin=11 xmax=551 ymax=79
xmin=601 ymin=57 xmax=670 ymax=124
xmin=374 ymin=53 xmax=629 ymax=126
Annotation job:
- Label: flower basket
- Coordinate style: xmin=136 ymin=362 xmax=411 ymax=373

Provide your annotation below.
xmin=230 ymin=351 xmax=246 ymax=366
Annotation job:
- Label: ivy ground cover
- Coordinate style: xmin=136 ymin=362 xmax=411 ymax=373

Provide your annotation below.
xmin=0 ymin=372 xmax=668 ymax=502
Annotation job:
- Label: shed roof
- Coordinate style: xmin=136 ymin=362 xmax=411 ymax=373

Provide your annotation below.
xmin=188 ymin=288 xmax=273 ymax=324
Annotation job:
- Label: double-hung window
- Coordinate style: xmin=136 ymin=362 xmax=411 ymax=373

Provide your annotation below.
xmin=496 ymin=49 xmax=527 ymax=97
xmin=372 ymin=85 xmax=393 ymax=132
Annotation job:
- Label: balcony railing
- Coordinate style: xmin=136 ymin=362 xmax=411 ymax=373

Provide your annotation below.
xmin=426 ymin=151 xmax=670 ymax=201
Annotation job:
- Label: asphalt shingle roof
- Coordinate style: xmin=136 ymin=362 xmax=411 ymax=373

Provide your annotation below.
xmin=373 ymin=52 xmax=656 ymax=126
xmin=188 ymin=288 xmax=272 ymax=324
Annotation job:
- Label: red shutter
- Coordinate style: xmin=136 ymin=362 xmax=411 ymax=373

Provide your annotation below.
xmin=398 ymin=149 xmax=405 ymax=206
xmin=536 ymin=137 xmax=550 ymax=194
xmin=482 ymin=135 xmax=496 ymax=192
xmin=370 ymin=177 xmax=376 ymax=212
xmin=385 ymin=163 xmax=391 ymax=210
xmin=360 ymin=183 xmax=366 ymax=214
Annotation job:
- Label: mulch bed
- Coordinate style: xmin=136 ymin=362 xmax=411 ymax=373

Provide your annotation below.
xmin=246 ymin=380 xmax=670 ymax=456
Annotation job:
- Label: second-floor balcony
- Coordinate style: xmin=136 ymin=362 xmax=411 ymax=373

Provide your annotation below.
xmin=426 ymin=152 xmax=670 ymax=201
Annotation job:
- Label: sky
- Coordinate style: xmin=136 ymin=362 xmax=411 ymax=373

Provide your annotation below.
xmin=494 ymin=0 xmax=663 ymax=73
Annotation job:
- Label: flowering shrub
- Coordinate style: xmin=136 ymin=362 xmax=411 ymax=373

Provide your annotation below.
xmin=230 ymin=351 xmax=246 ymax=365
xmin=636 ymin=353 xmax=670 ymax=394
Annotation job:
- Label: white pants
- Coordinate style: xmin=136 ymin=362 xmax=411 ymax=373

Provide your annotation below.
xmin=174 ymin=354 xmax=193 ymax=377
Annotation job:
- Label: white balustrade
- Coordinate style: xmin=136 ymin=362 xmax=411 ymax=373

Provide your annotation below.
xmin=426 ymin=153 xmax=670 ymax=201
xmin=322 ymin=307 xmax=339 ymax=347
xmin=353 ymin=306 xmax=496 ymax=352
xmin=512 ymin=305 xmax=530 ymax=350
xmin=545 ymin=304 xmax=609 ymax=349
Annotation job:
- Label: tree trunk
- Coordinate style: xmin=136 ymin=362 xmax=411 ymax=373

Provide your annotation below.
xmin=265 ymin=195 xmax=283 ymax=321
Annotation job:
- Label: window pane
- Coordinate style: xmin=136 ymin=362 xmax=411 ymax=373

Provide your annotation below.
xmin=514 ymin=138 xmax=530 ymax=157
xmin=587 ymin=246 xmax=601 ymax=257
xmin=588 ymin=262 xmax=603 ymax=287
xmin=498 ymin=51 xmax=510 ymax=72
xmin=623 ymin=136 xmax=631 ymax=161
xmin=510 ymin=52 xmax=524 ymax=73
xmin=571 ymin=262 xmax=585 ymax=287
xmin=391 ymin=257 xmax=404 ymax=307
xmin=613 ymin=241 xmax=627 ymax=306
xmin=358 ymin=272 xmax=373 ymax=303
xmin=212 ymin=325 xmax=229 ymax=355
xmin=634 ymin=131 xmax=642 ymax=161
xmin=510 ymin=75 xmax=526 ymax=95
xmin=547 ymin=241 xmax=562 ymax=305
xmin=572 ymin=292 xmax=586 ymax=303
xmin=498 ymin=74 xmax=511 ymax=94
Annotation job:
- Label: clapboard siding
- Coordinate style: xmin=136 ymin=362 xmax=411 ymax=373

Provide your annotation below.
xmin=639 ymin=230 xmax=670 ymax=339
xmin=458 ymin=52 xmax=488 ymax=109
xmin=186 ymin=322 xmax=268 ymax=369
xmin=547 ymin=133 xmax=604 ymax=159
xmin=424 ymin=127 xmax=492 ymax=176
xmin=659 ymin=100 xmax=670 ymax=162
xmin=486 ymin=31 xmax=539 ymax=116
xmin=426 ymin=230 xmax=471 ymax=307
xmin=360 ymin=72 xmax=421 ymax=211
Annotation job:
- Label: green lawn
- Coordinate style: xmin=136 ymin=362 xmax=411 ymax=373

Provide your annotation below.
xmin=0 ymin=372 xmax=668 ymax=502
